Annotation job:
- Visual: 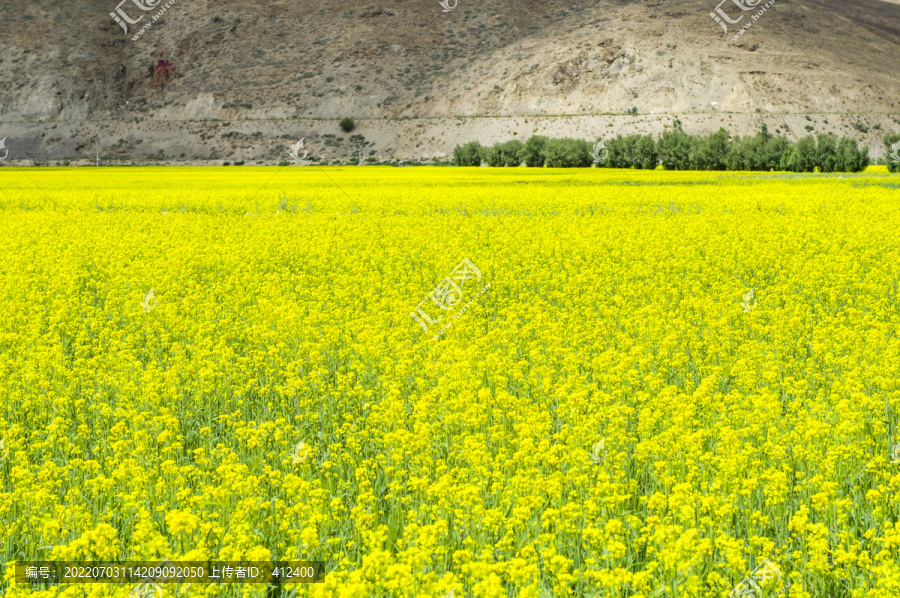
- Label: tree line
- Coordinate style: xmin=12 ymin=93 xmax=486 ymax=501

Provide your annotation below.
xmin=454 ymin=120 xmax=894 ymax=173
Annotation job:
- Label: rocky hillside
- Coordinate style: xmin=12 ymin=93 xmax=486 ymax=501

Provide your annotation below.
xmin=0 ymin=0 xmax=899 ymax=164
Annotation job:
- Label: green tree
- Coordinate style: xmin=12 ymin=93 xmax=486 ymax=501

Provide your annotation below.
xmin=758 ymin=136 xmax=792 ymax=171
xmin=621 ymin=135 xmax=642 ymax=168
xmin=483 ymin=144 xmax=502 ymax=167
xmin=523 ymin=136 xmax=549 ymax=167
xmin=483 ymin=140 xmax=524 ymax=166
xmin=725 ymin=136 xmax=754 ymax=171
xmin=603 ymin=134 xmax=658 ymax=169
xmin=657 ymin=120 xmax=694 ymax=170
xmin=498 ymin=139 xmax=525 ymax=166
xmin=691 ymin=128 xmax=730 ymax=170
xmin=815 ymin=133 xmax=839 ymax=173
xmin=836 ymin=137 xmax=867 ymax=172
xmin=541 ymin=138 xmax=592 ymax=168
xmin=603 ymin=135 xmax=628 ymax=168
xmin=634 ymin=135 xmax=659 ymax=170
xmin=782 ymin=136 xmax=817 ymax=172
xmin=452 ymin=141 xmax=485 ymax=166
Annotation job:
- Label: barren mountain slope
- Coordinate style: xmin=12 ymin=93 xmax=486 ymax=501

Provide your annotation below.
xmin=0 ymin=0 xmax=898 ymax=163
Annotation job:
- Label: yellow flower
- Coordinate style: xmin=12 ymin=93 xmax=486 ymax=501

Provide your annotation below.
xmin=3 ymin=166 xmax=897 ymax=596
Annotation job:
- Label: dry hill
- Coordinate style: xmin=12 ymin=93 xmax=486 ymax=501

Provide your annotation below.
xmin=0 ymin=0 xmax=899 ymax=164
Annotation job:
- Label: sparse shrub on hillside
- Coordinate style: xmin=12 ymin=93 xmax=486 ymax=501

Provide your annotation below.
xmin=339 ymin=118 xmax=355 ymax=133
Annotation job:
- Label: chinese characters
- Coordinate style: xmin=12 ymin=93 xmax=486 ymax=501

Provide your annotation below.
xmin=410 ymin=258 xmax=482 ymax=335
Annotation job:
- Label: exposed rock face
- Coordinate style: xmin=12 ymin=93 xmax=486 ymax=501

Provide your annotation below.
xmin=1 ymin=0 xmax=898 ymax=163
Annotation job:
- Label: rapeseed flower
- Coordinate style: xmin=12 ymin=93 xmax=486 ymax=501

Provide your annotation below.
xmin=0 ymin=166 xmax=898 ymax=597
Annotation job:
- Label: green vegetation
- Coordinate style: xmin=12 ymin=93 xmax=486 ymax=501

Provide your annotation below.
xmin=452 ymin=120 xmax=871 ymax=172
xmin=484 ymin=139 xmax=525 ymax=167
xmin=452 ymin=141 xmax=485 ymax=166
xmin=339 ymin=117 xmax=356 ymax=133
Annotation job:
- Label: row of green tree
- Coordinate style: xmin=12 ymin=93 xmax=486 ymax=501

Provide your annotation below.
xmin=454 ymin=121 xmax=894 ymax=173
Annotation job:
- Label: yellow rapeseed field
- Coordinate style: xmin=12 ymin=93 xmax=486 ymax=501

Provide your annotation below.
xmin=1 ymin=166 xmax=899 ymax=598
